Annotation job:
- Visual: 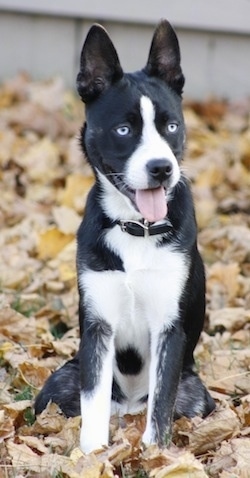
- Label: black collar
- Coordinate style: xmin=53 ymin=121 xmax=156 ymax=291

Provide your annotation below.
xmin=116 ymin=218 xmax=173 ymax=237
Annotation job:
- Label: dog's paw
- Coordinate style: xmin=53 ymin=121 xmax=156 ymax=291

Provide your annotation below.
xmin=80 ymin=427 xmax=108 ymax=454
xmin=142 ymin=422 xmax=172 ymax=448
xmin=142 ymin=424 xmax=156 ymax=448
xmin=175 ymin=370 xmax=215 ymax=419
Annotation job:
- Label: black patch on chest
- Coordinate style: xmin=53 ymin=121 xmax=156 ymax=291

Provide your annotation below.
xmin=116 ymin=346 xmax=143 ymax=375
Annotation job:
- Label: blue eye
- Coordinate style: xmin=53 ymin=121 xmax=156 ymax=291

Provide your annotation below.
xmin=167 ymin=123 xmax=178 ymax=133
xmin=115 ymin=125 xmax=130 ymax=136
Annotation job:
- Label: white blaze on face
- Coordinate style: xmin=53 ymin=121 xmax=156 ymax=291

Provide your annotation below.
xmin=126 ymin=96 xmax=180 ymax=222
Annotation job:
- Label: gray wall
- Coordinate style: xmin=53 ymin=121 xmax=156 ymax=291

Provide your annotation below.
xmin=0 ymin=0 xmax=250 ymax=100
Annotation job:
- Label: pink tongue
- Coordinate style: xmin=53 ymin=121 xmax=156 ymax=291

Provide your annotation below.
xmin=135 ymin=186 xmax=167 ymax=222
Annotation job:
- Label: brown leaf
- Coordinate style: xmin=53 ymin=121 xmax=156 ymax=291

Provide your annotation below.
xmin=33 ymin=402 xmax=67 ymax=434
xmin=7 ymin=440 xmax=73 ymax=474
xmin=44 ymin=416 xmax=81 ymax=454
xmin=4 ymin=400 xmax=32 ymax=422
xmin=205 ymin=349 xmax=250 ymax=395
xmin=181 ymin=407 xmax=240 ymax=454
xmin=18 ymin=361 xmax=51 ymax=388
xmin=0 ymin=410 xmax=15 ymax=442
xmin=68 ymin=452 xmax=104 ymax=478
xmin=141 ymin=446 xmax=207 ymax=477
xmin=207 ymin=262 xmax=240 ymax=307
xmin=0 ymin=307 xmax=36 ymax=344
xmin=209 ymin=307 xmax=250 ymax=332
xmin=18 ymin=434 xmax=48 ymax=454
xmin=96 ymin=439 xmax=132 ymax=466
xmin=208 ymin=437 xmax=250 ymax=477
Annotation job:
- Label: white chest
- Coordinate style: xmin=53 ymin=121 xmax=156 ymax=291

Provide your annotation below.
xmin=80 ymin=227 xmax=188 ymax=343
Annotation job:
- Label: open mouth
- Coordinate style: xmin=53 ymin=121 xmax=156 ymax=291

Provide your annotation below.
xmin=109 ymin=172 xmax=168 ymax=223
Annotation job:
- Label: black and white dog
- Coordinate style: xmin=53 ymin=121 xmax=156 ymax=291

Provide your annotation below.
xmin=35 ymin=20 xmax=215 ymax=453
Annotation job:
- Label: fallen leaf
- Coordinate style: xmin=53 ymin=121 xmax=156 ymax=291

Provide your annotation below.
xmin=209 ymin=307 xmax=250 ymax=332
xmin=1 ymin=78 xmax=249 ymax=476
xmin=0 ymin=306 xmax=36 ymax=344
xmin=4 ymin=400 xmax=32 ymax=422
xmin=181 ymin=406 xmax=240 ymax=454
xmin=16 ymin=137 xmax=61 ymax=182
xmin=0 ymin=410 xmax=15 ymax=442
xmin=37 ymin=227 xmax=74 ymax=260
xmin=32 ymin=402 xmax=67 ymax=434
xmin=52 ymin=205 xmax=81 ymax=234
xmin=57 ymin=173 xmax=93 ymax=212
xmin=18 ymin=361 xmax=51 ymax=388
xmin=141 ymin=446 xmax=207 ymax=478
xmin=207 ymin=262 xmax=240 ymax=307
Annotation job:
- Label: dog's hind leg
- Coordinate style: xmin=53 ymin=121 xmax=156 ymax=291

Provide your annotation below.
xmin=177 ymin=251 xmax=215 ymax=420
xmin=34 ymin=356 xmax=80 ymax=417
xmin=175 ymin=366 xmax=215 ymax=419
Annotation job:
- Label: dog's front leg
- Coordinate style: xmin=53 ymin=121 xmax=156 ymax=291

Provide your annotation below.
xmin=143 ymin=322 xmax=185 ymax=447
xmin=79 ymin=316 xmax=114 ymax=454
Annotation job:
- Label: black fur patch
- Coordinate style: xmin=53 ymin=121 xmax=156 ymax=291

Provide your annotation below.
xmin=116 ymin=347 xmax=143 ymax=375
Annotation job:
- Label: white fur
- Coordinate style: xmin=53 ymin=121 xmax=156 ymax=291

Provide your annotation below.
xmin=97 ymin=170 xmax=141 ymax=222
xmin=126 ymin=96 xmax=180 ymax=190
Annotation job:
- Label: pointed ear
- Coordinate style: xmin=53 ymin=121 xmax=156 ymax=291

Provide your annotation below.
xmin=76 ymin=24 xmax=123 ymax=102
xmin=145 ymin=20 xmax=185 ymax=96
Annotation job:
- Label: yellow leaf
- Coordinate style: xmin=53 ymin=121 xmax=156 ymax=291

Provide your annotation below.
xmin=0 ymin=341 xmax=13 ymax=355
xmin=58 ymin=173 xmax=93 ymax=211
xmin=37 ymin=227 xmax=74 ymax=260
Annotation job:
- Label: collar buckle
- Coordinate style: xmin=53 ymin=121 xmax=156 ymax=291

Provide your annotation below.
xmin=117 ymin=218 xmax=172 ymax=237
xmin=119 ymin=219 xmax=150 ymax=237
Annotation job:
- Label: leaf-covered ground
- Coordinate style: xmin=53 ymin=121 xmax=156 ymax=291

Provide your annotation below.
xmin=0 ymin=74 xmax=249 ymax=477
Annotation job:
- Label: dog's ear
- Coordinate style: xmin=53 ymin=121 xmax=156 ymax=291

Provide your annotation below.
xmin=77 ymin=24 xmax=123 ymax=102
xmin=145 ymin=20 xmax=185 ymax=96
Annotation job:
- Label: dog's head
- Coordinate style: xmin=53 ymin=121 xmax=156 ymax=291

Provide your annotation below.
xmin=77 ymin=20 xmax=185 ymax=223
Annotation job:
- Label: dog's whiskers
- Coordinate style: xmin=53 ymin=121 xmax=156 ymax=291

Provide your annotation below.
xmin=106 ymin=172 xmax=133 ymax=195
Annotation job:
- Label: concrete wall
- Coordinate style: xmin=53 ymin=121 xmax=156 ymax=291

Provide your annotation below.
xmin=0 ymin=0 xmax=250 ymax=100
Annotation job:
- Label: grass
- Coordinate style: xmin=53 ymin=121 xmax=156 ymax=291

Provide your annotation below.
xmin=14 ymin=385 xmax=33 ymax=401
xmin=11 ymin=295 xmax=45 ymax=318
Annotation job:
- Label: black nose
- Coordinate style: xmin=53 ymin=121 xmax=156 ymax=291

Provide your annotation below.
xmin=146 ymin=159 xmax=173 ymax=184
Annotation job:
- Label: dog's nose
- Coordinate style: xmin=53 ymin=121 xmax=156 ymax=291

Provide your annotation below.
xmin=146 ymin=159 xmax=173 ymax=184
